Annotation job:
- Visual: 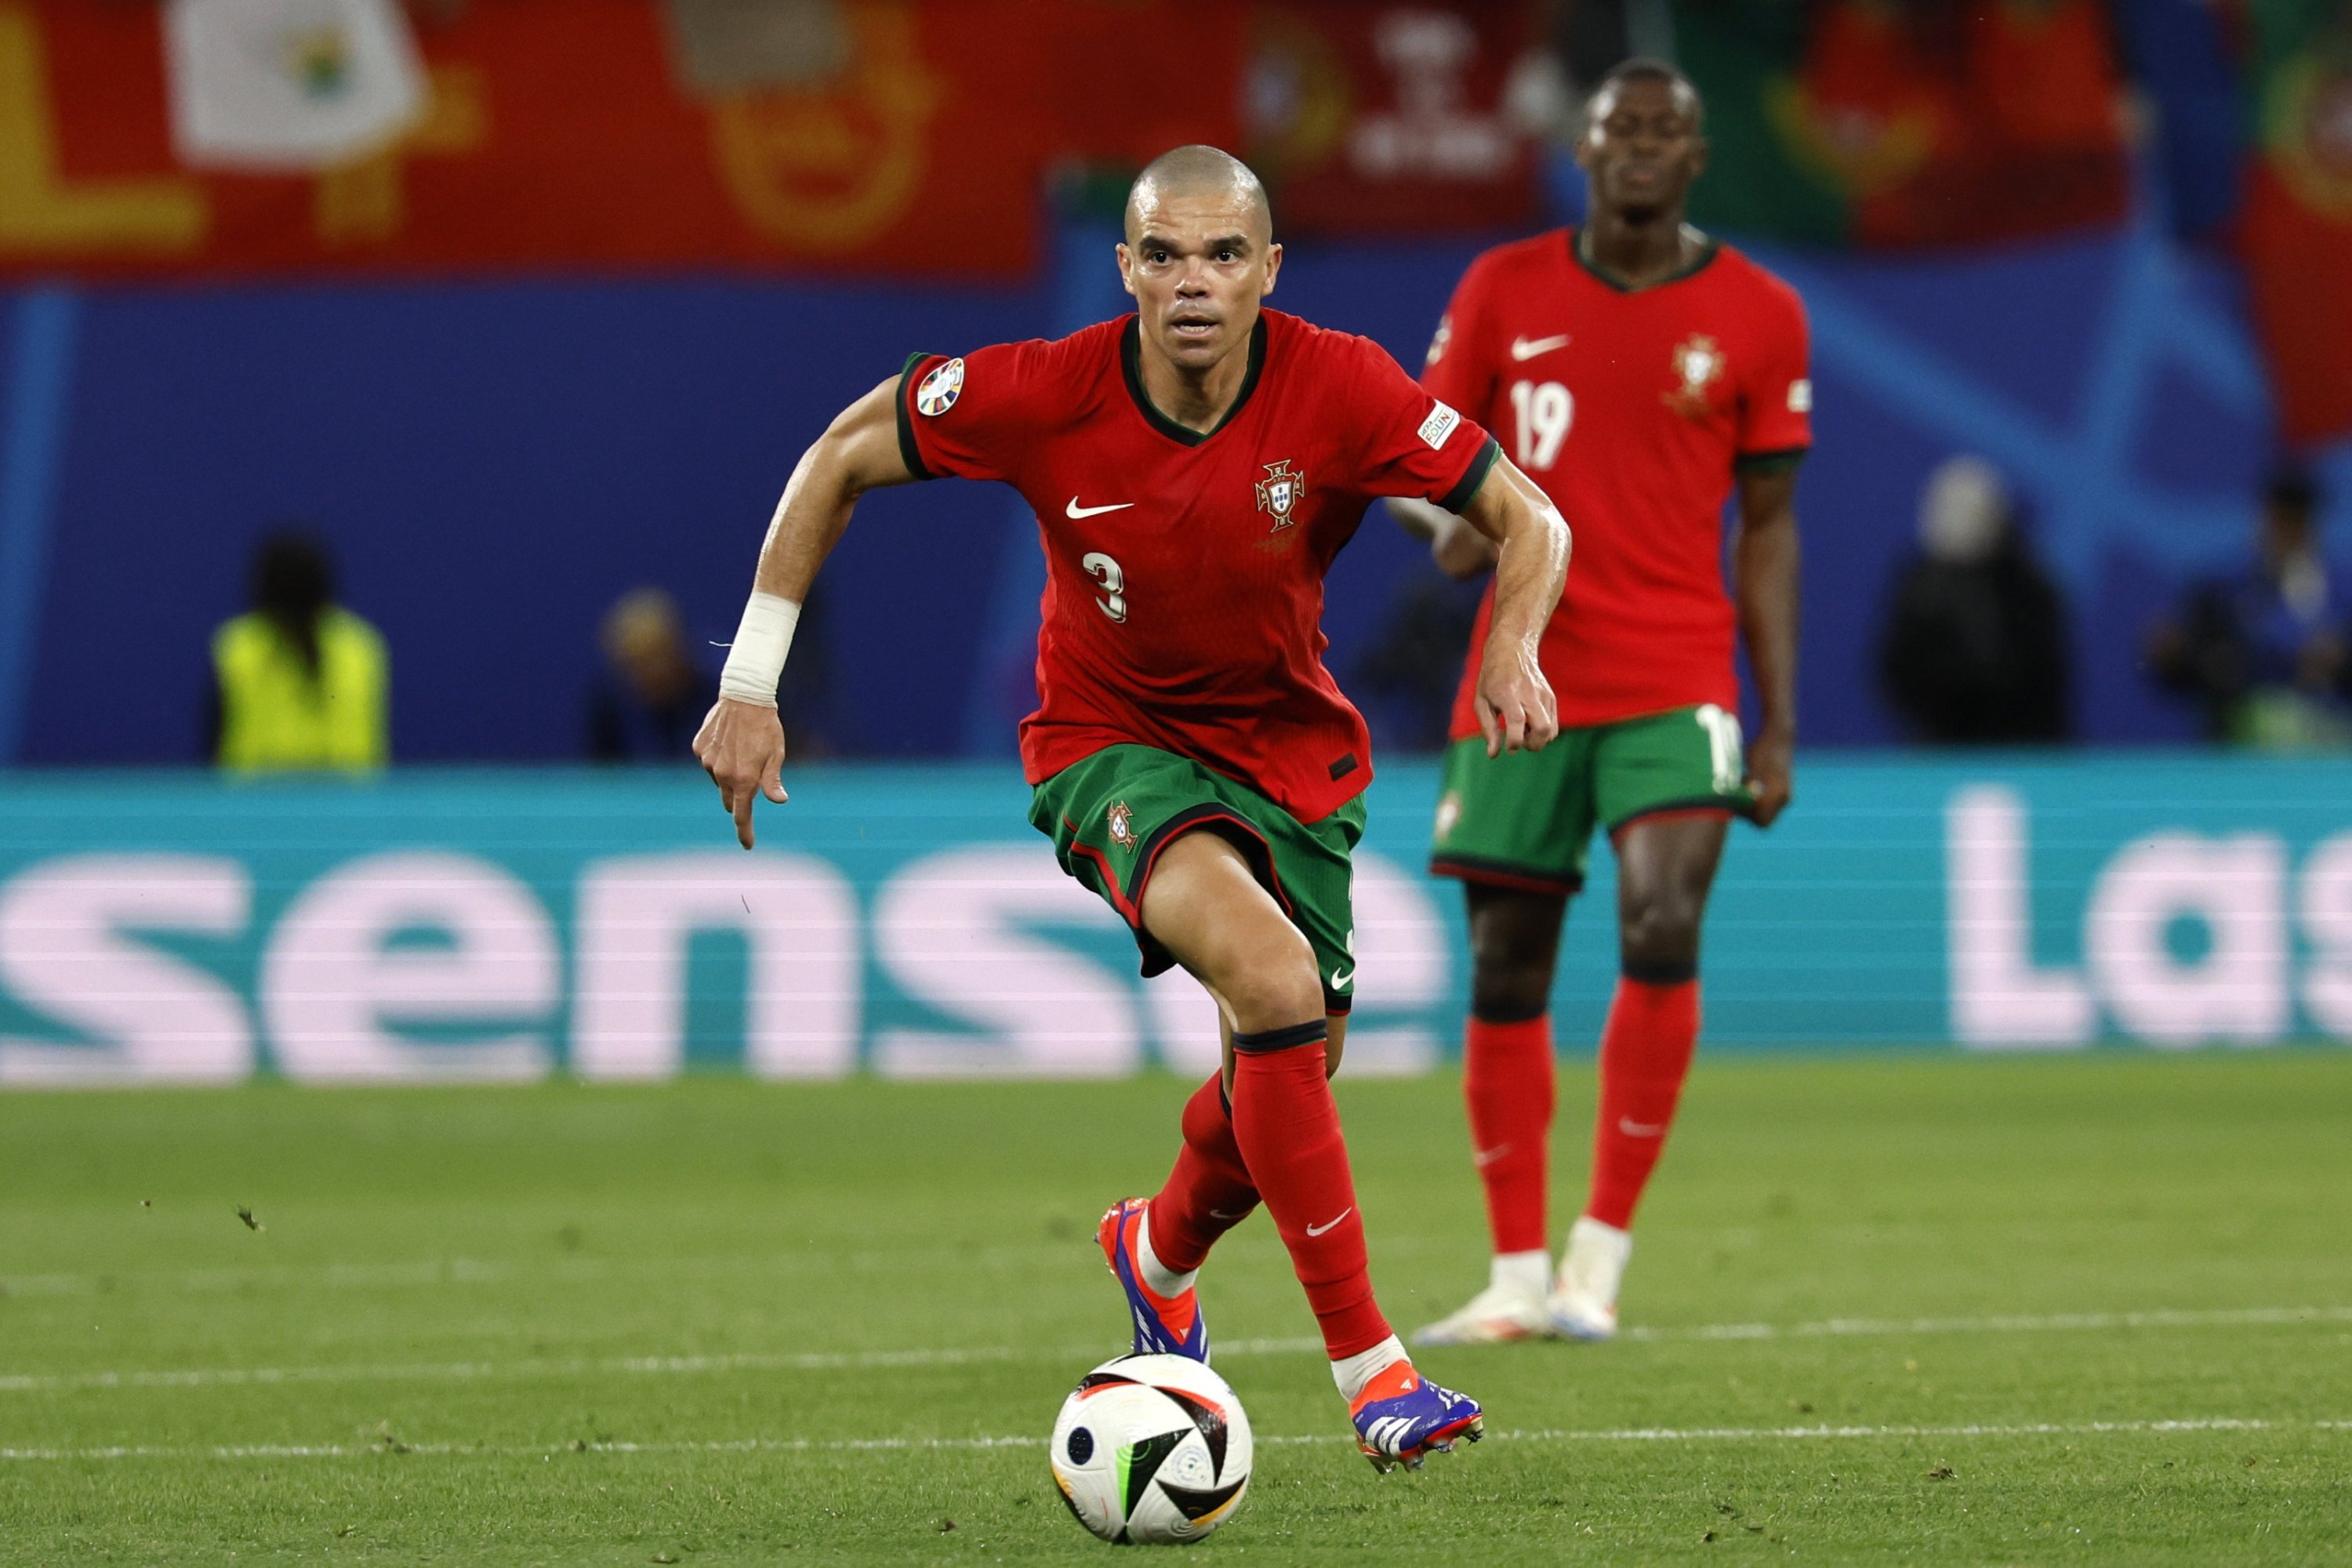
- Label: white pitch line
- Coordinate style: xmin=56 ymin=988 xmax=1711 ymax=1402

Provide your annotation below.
xmin=5 ymin=1417 xmax=2350 ymax=1465
xmin=4 ymin=1305 xmax=2347 ymax=1397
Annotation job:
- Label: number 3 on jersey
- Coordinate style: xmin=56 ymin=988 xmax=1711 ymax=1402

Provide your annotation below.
xmin=1508 ymin=379 xmax=1573 ymax=471
xmin=1083 ymin=552 xmax=1127 ymax=623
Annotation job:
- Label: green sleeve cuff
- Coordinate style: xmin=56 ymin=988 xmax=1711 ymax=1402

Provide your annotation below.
xmin=1733 ymin=446 xmax=1809 ymax=476
xmin=1436 ymin=434 xmax=1502 ymax=514
xmin=895 ymin=351 xmax=938 ymax=482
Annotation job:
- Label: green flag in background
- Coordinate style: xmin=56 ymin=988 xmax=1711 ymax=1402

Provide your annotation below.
xmin=1675 ymin=0 xmax=2132 ymax=250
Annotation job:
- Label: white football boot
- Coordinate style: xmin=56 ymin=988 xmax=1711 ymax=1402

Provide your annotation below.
xmin=1547 ymin=1217 xmax=1632 ymax=1341
xmin=1410 ymin=1252 xmax=1553 ymax=1347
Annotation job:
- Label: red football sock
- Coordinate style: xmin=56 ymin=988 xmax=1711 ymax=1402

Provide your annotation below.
xmin=1228 ymin=1022 xmax=1392 ymax=1359
xmin=1463 ymin=1013 xmax=1555 ymax=1255
xmin=1145 ymin=1073 xmax=1259 ymax=1273
xmin=1585 ymin=977 xmax=1700 ymax=1230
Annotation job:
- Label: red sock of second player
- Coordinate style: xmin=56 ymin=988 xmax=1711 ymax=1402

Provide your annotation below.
xmin=1464 ymin=1012 xmax=1556 ymax=1256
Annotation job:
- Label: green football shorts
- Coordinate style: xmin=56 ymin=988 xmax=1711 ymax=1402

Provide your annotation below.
xmin=1029 ymin=743 xmax=1365 ymax=1014
xmin=1428 ymin=703 xmax=1757 ymax=895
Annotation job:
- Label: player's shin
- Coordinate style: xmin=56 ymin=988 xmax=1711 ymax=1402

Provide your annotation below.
xmin=1226 ymin=1022 xmax=1392 ymax=1359
xmin=1464 ymin=1012 xmax=1556 ymax=1264
xmin=1586 ymin=975 xmax=1700 ymax=1230
xmin=1145 ymin=1073 xmax=1259 ymax=1276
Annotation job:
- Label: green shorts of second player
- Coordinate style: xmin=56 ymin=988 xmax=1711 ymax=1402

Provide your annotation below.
xmin=1429 ymin=703 xmax=1757 ymax=895
xmin=1029 ymin=743 xmax=1364 ymax=1014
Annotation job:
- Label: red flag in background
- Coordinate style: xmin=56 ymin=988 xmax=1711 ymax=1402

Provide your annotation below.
xmin=1247 ymin=1 xmax=1544 ymax=236
xmin=1683 ymin=0 xmax=2130 ymax=251
xmin=1789 ymin=0 xmax=2132 ymax=249
xmin=2238 ymin=2 xmax=2352 ymax=448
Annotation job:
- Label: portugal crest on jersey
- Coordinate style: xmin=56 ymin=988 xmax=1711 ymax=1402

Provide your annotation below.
xmin=1107 ymin=800 xmax=1136 ymax=849
xmin=1664 ymin=334 xmax=1725 ymax=418
xmin=1255 ymin=459 xmax=1305 ymax=530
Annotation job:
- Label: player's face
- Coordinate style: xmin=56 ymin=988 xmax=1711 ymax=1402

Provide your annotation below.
xmin=1117 ymin=190 xmax=1281 ymax=374
xmin=1578 ymin=77 xmax=1707 ymax=216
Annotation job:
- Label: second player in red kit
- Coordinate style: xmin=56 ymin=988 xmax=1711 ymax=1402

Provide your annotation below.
xmin=695 ymin=146 xmax=1571 ymax=1468
xmin=1395 ymin=61 xmax=1811 ymax=1346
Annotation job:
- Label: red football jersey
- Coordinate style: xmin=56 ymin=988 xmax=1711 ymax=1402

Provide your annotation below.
xmin=1422 ymin=230 xmax=1811 ymax=735
xmin=899 ymin=308 xmax=1499 ymax=822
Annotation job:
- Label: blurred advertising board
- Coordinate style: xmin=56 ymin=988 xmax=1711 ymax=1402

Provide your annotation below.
xmin=1 ymin=757 xmax=2349 ymax=1086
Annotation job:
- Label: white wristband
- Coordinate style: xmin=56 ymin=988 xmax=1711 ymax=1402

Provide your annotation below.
xmin=717 ymin=592 xmax=800 ymax=708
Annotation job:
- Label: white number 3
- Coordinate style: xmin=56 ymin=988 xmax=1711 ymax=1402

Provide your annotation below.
xmin=1082 ymin=552 xmax=1127 ymax=623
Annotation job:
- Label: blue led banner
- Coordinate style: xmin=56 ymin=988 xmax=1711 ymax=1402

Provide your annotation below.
xmin=1 ymin=757 xmax=2347 ymax=1085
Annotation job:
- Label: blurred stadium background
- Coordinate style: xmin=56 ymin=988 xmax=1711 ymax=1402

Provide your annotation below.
xmin=2 ymin=3 xmax=2351 ymax=1559
xmin=2 ymin=0 xmax=2350 ymax=1070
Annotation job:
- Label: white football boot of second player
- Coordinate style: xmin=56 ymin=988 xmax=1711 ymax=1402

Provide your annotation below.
xmin=1410 ymin=1253 xmax=1553 ymax=1347
xmin=1547 ymin=1217 xmax=1632 ymax=1341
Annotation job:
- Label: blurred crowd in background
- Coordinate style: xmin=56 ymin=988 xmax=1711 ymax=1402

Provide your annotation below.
xmin=1 ymin=0 xmax=2347 ymax=770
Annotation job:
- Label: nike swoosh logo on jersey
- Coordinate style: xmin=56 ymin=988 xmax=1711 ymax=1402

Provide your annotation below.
xmin=1510 ymin=333 xmax=1573 ymax=361
xmin=1618 ymin=1116 xmax=1667 ymax=1137
xmin=1329 ymin=964 xmax=1355 ymax=990
xmin=1305 ymin=1207 xmax=1353 ymax=1237
xmin=1065 ymin=499 xmax=1134 ymax=519
xmin=1472 ymin=1144 xmax=1512 ymax=1168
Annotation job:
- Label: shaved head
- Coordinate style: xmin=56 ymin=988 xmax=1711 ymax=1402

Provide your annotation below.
xmin=1588 ymin=58 xmax=1704 ymax=131
xmin=1125 ymin=144 xmax=1273 ymax=245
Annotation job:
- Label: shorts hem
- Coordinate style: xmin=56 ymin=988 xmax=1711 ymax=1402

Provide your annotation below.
xmin=1606 ymin=798 xmax=1751 ymax=837
xmin=1428 ymin=854 xmax=1583 ymax=896
xmin=1120 ymin=806 xmax=1294 ymax=978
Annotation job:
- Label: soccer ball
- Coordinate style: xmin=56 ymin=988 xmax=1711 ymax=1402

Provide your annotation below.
xmin=1047 ymin=1353 xmax=1254 ymax=1544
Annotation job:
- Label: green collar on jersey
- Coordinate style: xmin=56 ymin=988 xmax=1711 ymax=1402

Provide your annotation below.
xmin=1569 ymin=225 xmax=1721 ymax=293
xmin=1120 ymin=315 xmax=1268 ymax=445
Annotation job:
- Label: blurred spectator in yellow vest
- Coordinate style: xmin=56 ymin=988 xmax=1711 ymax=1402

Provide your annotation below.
xmin=208 ymin=530 xmax=388 ymax=772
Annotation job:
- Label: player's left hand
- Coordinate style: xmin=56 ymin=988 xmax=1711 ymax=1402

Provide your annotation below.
xmin=1745 ymin=722 xmax=1795 ymax=828
xmin=692 ymin=698 xmax=789 ymax=850
xmin=1474 ymin=641 xmax=1558 ymax=758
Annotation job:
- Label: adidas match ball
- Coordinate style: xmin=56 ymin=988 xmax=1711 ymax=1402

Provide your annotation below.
xmin=1047 ymin=1353 xmax=1254 ymax=1544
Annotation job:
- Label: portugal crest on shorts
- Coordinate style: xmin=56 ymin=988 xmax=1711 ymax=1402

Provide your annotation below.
xmin=1255 ymin=459 xmax=1305 ymax=530
xmin=1664 ymin=334 xmax=1725 ymax=419
xmin=1107 ymin=800 xmax=1136 ymax=849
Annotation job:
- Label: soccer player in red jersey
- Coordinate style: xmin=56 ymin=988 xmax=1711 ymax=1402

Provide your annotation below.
xmin=1392 ymin=62 xmax=1809 ymax=1345
xmin=695 ymin=146 xmax=1571 ymax=1468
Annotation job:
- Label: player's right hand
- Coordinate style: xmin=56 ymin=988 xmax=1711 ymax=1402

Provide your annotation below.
xmin=1474 ymin=641 xmax=1559 ymax=758
xmin=692 ymin=699 xmax=789 ymax=849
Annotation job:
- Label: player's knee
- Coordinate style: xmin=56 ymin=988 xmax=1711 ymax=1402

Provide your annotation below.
xmin=1469 ymin=956 xmax=1551 ymax=1022
xmin=1618 ymin=887 xmax=1704 ymax=978
xmin=1214 ymin=924 xmax=1323 ymax=1033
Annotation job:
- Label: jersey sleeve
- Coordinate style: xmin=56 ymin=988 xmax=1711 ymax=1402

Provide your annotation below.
xmin=1735 ymin=279 xmax=1813 ymax=473
xmin=1346 ymin=333 xmax=1502 ymax=513
xmin=1418 ymin=252 xmax=1498 ymax=417
xmin=895 ymin=339 xmax=1051 ymax=485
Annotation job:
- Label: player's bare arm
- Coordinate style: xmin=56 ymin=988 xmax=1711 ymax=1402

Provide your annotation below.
xmin=1733 ymin=466 xmax=1801 ymax=826
xmin=694 ymin=376 xmax=916 ymax=849
xmin=1458 ymin=456 xmax=1570 ymax=757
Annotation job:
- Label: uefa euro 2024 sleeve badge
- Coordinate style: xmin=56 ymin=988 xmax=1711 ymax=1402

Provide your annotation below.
xmin=1664 ymin=334 xmax=1724 ymax=419
xmin=1255 ymin=459 xmax=1304 ymax=531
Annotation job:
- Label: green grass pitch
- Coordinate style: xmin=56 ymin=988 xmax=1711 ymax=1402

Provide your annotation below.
xmin=2 ymin=1053 xmax=2347 ymax=1565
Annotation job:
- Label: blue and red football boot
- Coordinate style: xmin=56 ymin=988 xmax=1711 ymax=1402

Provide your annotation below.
xmin=1096 ymin=1197 xmax=1210 ymax=1363
xmin=1348 ymin=1361 xmax=1486 ymax=1472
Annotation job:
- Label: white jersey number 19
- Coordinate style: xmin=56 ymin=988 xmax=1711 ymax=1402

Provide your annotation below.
xmin=1508 ymin=379 xmax=1573 ymax=472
